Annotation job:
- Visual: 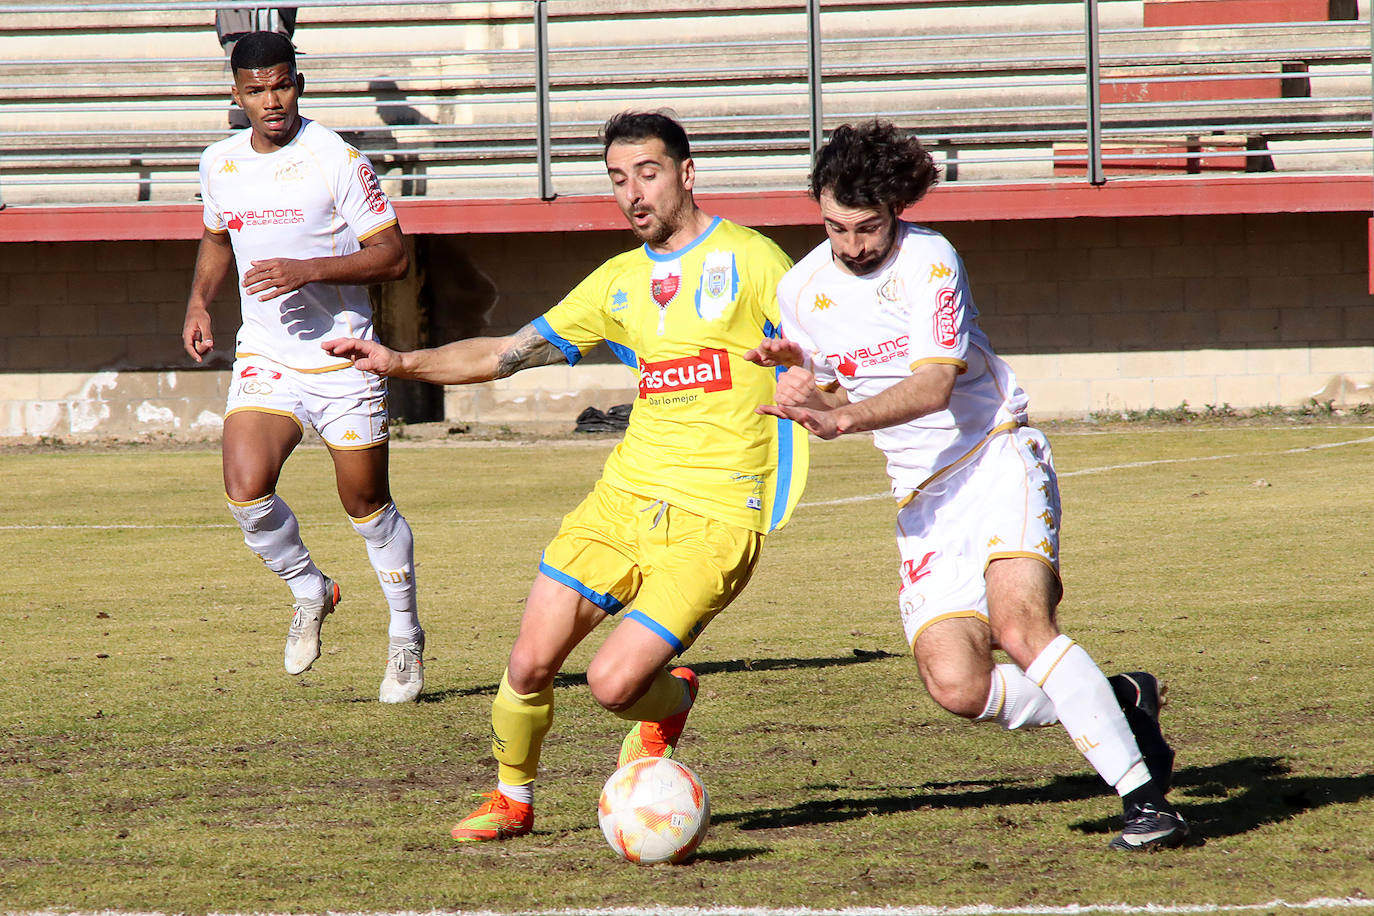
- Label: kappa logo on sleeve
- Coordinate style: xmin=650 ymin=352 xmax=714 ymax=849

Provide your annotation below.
xmin=357 ymin=163 xmax=389 ymax=214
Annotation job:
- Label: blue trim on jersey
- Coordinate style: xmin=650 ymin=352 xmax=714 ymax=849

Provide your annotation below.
xmin=763 ymin=318 xmax=780 ymax=339
xmin=532 ymin=316 xmax=582 ymax=366
xmin=642 ymin=216 xmax=722 ymax=263
xmin=606 ymin=340 xmax=637 ymax=367
xmin=769 ymin=398 xmax=795 ymax=533
xmin=538 ymin=558 xmax=624 ymax=612
xmin=625 ymin=609 xmax=685 ymax=654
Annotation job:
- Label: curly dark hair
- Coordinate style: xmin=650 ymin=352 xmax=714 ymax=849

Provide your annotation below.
xmin=809 ymin=120 xmax=939 ymax=211
xmin=601 ymin=110 xmax=691 ymax=163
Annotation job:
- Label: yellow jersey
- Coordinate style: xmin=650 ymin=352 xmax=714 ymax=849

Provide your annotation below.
xmin=534 ymin=216 xmax=808 ymax=534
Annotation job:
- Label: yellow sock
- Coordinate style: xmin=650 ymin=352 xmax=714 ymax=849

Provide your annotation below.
xmin=613 ymin=667 xmax=690 ymax=722
xmin=491 ymin=669 xmax=553 ymax=786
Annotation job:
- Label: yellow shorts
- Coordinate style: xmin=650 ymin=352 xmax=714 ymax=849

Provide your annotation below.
xmin=539 ymin=480 xmax=763 ymax=653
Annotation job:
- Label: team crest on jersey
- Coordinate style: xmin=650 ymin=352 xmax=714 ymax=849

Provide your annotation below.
xmin=274 ymin=159 xmax=305 ymax=183
xmin=877 ymin=272 xmax=904 ymax=302
xmin=650 ymin=260 xmax=681 ymax=307
xmin=696 ymin=250 xmax=737 ymax=321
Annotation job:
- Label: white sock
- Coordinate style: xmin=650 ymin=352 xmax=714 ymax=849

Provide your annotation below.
xmin=976 ymin=663 xmax=1059 ymax=729
xmin=498 ymin=780 xmax=533 ymax=805
xmin=350 ymin=502 xmax=420 ymax=639
xmin=227 ymin=494 xmax=325 ymax=602
xmin=1025 ymin=634 xmax=1149 ymax=794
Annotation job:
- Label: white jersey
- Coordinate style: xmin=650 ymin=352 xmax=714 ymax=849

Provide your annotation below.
xmin=199 ymin=118 xmax=399 ymax=371
xmin=778 ymin=221 xmax=1028 ymax=501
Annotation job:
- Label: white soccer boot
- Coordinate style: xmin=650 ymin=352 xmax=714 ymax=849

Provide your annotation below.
xmin=284 ymin=577 xmax=340 ymax=675
xmin=379 ymin=630 xmax=425 ymax=703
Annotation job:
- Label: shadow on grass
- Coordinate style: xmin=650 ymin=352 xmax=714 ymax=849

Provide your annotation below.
xmin=717 ymin=756 xmax=1374 ymax=846
xmin=1069 ymin=755 xmax=1374 ymax=844
xmin=718 ymin=772 xmax=1107 ymax=832
xmin=416 ymin=648 xmax=902 ymax=702
xmin=692 ymin=845 xmax=773 ymax=863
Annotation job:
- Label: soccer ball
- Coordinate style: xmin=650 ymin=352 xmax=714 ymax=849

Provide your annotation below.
xmin=598 ymin=757 xmax=710 ymax=864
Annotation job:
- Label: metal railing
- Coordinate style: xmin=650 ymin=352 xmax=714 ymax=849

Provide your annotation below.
xmin=0 ymin=0 xmax=1369 ymax=207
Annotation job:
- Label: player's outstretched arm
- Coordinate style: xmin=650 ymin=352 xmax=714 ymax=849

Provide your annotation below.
xmin=823 ymin=363 xmax=957 ymax=436
xmin=322 ymin=322 xmax=566 ymax=385
xmin=182 ymin=229 xmax=235 ymax=363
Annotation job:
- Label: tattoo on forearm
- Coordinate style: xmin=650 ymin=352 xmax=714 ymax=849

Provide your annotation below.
xmin=495 ymin=324 xmax=565 ymax=378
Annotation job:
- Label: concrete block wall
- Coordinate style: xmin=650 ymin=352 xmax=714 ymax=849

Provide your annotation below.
xmin=1 ymin=210 xmax=1371 ymax=438
xmin=941 ymin=211 xmax=1374 ymax=415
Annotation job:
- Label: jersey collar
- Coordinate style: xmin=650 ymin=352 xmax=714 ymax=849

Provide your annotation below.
xmin=642 ymin=215 xmax=722 ymax=262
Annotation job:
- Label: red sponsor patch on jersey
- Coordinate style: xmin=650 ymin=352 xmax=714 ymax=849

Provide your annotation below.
xmin=638 ymin=348 xmax=732 ymax=398
xmin=933 ymin=287 xmax=959 ymax=349
xmin=650 ymin=273 xmax=681 ymax=307
xmin=827 ymin=335 xmax=909 ymax=377
xmin=357 ymin=163 xmax=388 ymax=214
xmin=225 ymin=208 xmax=303 ymax=230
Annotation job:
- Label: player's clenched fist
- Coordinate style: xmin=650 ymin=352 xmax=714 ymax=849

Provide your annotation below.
xmin=182 ymin=308 xmax=215 ymax=362
xmin=772 ymin=365 xmax=818 ymax=408
xmin=322 ymin=337 xmax=401 ymax=376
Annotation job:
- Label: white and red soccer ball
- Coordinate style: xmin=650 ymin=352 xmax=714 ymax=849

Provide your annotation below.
xmin=598 ymin=757 xmax=710 ymax=864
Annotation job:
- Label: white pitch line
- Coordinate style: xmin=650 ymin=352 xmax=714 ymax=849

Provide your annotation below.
xmin=16 ymin=898 xmax=1374 ymax=916
xmin=799 ymin=433 xmax=1374 ymax=508
xmin=5 ymin=434 xmax=1373 ymax=531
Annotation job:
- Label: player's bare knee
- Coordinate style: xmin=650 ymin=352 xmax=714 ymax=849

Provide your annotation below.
xmin=919 ymin=666 xmax=988 ymax=719
xmin=989 ymin=615 xmax=1059 ymax=669
xmin=585 ymin=660 xmax=641 ymax=712
xmin=506 ymin=650 xmax=558 ymax=696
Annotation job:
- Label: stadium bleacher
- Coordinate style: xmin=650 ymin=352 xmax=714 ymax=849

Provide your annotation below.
xmin=0 ymin=0 xmax=1370 ymax=437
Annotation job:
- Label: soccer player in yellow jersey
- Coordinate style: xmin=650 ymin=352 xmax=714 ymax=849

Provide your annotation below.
xmin=323 ymin=111 xmax=808 ymax=842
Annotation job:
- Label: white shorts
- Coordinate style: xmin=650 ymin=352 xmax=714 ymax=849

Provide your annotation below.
xmin=225 ymin=354 xmax=389 ymax=450
xmin=895 ymin=425 xmax=1061 ymax=649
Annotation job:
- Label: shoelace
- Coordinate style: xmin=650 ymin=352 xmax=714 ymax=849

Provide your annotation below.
xmin=388 ymin=643 xmax=420 ymax=672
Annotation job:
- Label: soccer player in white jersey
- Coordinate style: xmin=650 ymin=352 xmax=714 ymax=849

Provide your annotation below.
xmin=181 ymin=32 xmax=426 ymax=704
xmin=745 ymin=120 xmax=1188 ymax=851
xmin=324 ymin=111 xmax=808 ymax=843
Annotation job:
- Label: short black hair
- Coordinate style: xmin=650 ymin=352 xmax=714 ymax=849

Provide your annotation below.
xmin=810 ymin=120 xmax=939 ymax=211
xmin=601 ymin=111 xmax=691 ymax=163
xmin=230 ymin=31 xmax=296 ymax=74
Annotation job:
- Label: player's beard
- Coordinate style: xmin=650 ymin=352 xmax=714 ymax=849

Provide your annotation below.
xmin=629 ymin=197 xmax=692 ymax=247
xmin=837 ymin=214 xmax=899 ymax=276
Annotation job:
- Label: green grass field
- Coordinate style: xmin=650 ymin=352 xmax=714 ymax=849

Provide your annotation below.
xmin=4 ymin=423 xmax=1374 ymax=914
